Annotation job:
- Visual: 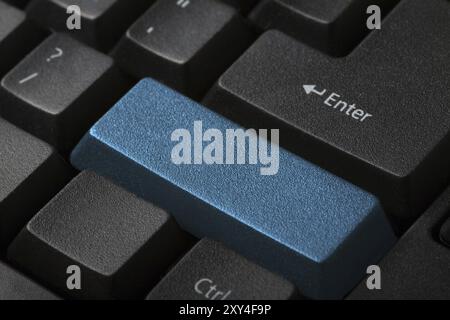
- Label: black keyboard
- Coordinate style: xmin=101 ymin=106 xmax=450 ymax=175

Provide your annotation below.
xmin=0 ymin=0 xmax=449 ymax=301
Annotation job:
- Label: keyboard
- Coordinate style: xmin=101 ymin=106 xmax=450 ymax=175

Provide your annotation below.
xmin=0 ymin=0 xmax=449 ymax=301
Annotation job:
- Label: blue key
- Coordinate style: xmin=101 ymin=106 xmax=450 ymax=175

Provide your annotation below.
xmin=71 ymin=79 xmax=396 ymax=299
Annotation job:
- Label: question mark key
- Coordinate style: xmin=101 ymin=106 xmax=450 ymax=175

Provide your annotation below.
xmin=0 ymin=33 xmax=127 ymax=153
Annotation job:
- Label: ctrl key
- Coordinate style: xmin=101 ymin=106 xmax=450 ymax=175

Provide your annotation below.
xmin=147 ymin=239 xmax=299 ymax=300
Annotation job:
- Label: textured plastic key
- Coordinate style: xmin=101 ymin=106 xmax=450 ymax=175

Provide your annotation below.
xmin=348 ymin=185 xmax=450 ymax=300
xmin=147 ymin=239 xmax=299 ymax=300
xmin=249 ymin=0 xmax=398 ymax=56
xmin=8 ymin=171 xmax=193 ymax=300
xmin=205 ymin=0 xmax=450 ymax=230
xmin=0 ymin=262 xmax=59 ymax=300
xmin=0 ymin=118 xmax=72 ymax=249
xmin=0 ymin=33 xmax=126 ymax=153
xmin=113 ymin=0 xmax=254 ymax=99
xmin=71 ymin=78 xmax=396 ymax=299
xmin=0 ymin=1 xmax=45 ymax=77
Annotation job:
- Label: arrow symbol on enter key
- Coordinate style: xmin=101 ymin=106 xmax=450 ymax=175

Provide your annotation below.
xmin=303 ymin=85 xmax=326 ymax=96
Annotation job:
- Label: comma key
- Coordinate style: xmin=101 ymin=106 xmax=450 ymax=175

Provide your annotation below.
xmin=112 ymin=0 xmax=254 ymax=99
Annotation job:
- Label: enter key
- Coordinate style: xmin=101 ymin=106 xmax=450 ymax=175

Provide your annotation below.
xmin=204 ymin=0 xmax=450 ymax=230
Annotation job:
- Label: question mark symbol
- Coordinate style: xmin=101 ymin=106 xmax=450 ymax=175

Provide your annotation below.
xmin=46 ymin=47 xmax=63 ymax=62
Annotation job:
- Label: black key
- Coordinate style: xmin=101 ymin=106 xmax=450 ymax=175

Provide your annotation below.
xmin=204 ymin=0 xmax=450 ymax=230
xmin=0 ymin=118 xmax=72 ymax=249
xmin=113 ymin=0 xmax=254 ymax=99
xmin=0 ymin=262 xmax=59 ymax=300
xmin=0 ymin=33 xmax=127 ymax=153
xmin=26 ymin=0 xmax=154 ymax=51
xmin=0 ymin=1 xmax=45 ymax=76
xmin=249 ymin=0 xmax=399 ymax=56
xmin=147 ymin=239 xmax=298 ymax=300
xmin=440 ymin=218 xmax=450 ymax=248
xmin=347 ymin=185 xmax=450 ymax=300
xmin=8 ymin=171 xmax=194 ymax=300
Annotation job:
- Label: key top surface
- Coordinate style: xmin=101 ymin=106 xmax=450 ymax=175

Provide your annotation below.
xmin=0 ymin=262 xmax=59 ymax=300
xmin=113 ymin=0 xmax=253 ymax=98
xmin=249 ymin=0 xmax=398 ymax=56
xmin=27 ymin=0 xmax=154 ymax=51
xmin=71 ymin=78 xmax=396 ymax=299
xmin=0 ymin=1 xmax=25 ymax=44
xmin=0 ymin=118 xmax=72 ymax=249
xmin=0 ymin=33 xmax=126 ymax=153
xmin=147 ymin=239 xmax=299 ymax=300
xmin=205 ymin=0 xmax=450 ymax=229
xmin=8 ymin=171 xmax=193 ymax=300
xmin=348 ymin=186 xmax=450 ymax=300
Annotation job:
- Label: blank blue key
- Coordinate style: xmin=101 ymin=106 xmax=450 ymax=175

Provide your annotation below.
xmin=71 ymin=78 xmax=396 ymax=299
